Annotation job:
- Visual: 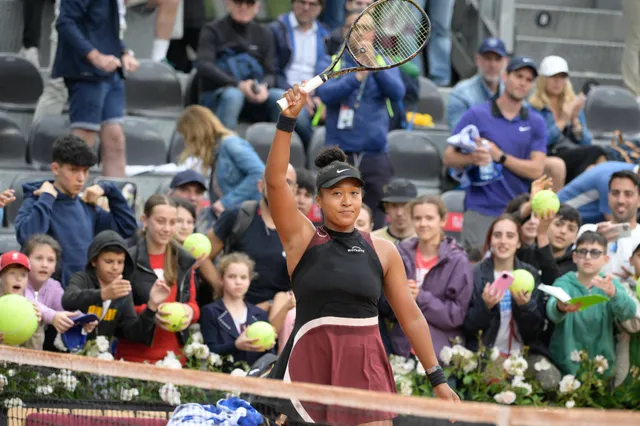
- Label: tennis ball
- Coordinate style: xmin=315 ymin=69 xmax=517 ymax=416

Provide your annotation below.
xmin=0 ymin=294 xmax=38 ymax=346
xmin=511 ymin=269 xmax=535 ymax=294
xmin=159 ymin=303 xmax=187 ymax=333
xmin=531 ymin=190 xmax=560 ymax=216
xmin=183 ymin=233 xmax=212 ymax=259
xmin=246 ymin=321 xmax=276 ymax=350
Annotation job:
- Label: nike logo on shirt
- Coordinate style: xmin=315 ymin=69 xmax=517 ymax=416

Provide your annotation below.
xmin=519 ymin=126 xmax=531 ymax=132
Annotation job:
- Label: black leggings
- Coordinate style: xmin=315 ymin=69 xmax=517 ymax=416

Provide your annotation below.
xmin=23 ymin=0 xmax=48 ymax=49
xmin=553 ymin=145 xmax=606 ymax=183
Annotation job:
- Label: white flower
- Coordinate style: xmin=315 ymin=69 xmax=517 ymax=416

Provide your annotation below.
xmin=512 ymin=376 xmax=532 ymax=396
xmin=95 ymin=336 xmax=110 ymax=353
xmin=396 ymin=376 xmax=413 ymax=396
xmin=3 ymin=398 xmax=24 ymax=408
xmin=225 ymin=355 xmax=234 ymax=364
xmin=35 ymin=385 xmax=54 ymax=395
xmin=565 ymin=400 xmax=575 ymax=409
xmin=193 ymin=343 xmax=210 ymax=360
xmin=462 ymin=359 xmax=478 ymax=374
xmin=165 ymin=351 xmax=178 ymax=360
xmin=53 ymin=333 xmax=68 ymax=352
xmin=570 ymin=350 xmax=583 ymax=363
xmin=493 ymin=391 xmax=516 ymax=405
xmin=86 ymin=346 xmax=101 ymax=358
xmin=534 ymin=358 xmax=551 ymax=372
xmin=159 ymin=383 xmax=181 ymax=406
xmin=0 ymin=374 xmax=7 ymax=393
xmin=6 ymin=369 xmax=16 ymax=378
xmin=230 ymin=368 xmax=248 ymax=377
xmin=439 ymin=346 xmax=453 ymax=366
xmin=489 ymin=347 xmax=500 ymax=361
xmin=120 ymin=388 xmax=139 ymax=402
xmin=155 ymin=352 xmax=183 ymax=369
xmin=559 ymin=375 xmax=581 ymax=394
xmin=389 ymin=355 xmax=416 ymax=376
xmin=57 ymin=371 xmax=78 ymax=392
xmin=503 ymin=355 xmax=528 ymax=377
xmin=184 ymin=343 xmax=195 ymax=358
xmin=594 ymin=355 xmax=609 ymax=375
xmin=191 ymin=331 xmax=204 ymax=344
xmin=208 ymin=353 xmax=223 ymax=367
xmin=97 ymin=352 xmax=114 ymax=361
xmin=415 ymin=362 xmax=426 ymax=376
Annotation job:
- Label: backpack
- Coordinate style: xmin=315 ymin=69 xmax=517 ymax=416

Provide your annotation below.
xmin=604 ymin=131 xmax=640 ymax=164
xmin=215 ymin=48 xmax=264 ymax=83
xmin=224 ymin=200 xmax=259 ymax=254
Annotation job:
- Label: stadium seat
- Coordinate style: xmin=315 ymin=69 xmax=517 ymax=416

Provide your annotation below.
xmin=122 ymin=117 xmax=168 ymax=166
xmin=5 ymin=172 xmax=55 ymax=227
xmin=244 ymin=122 xmax=306 ymax=168
xmin=441 ymin=190 xmax=465 ymax=240
xmin=168 ymin=129 xmax=186 ymax=164
xmin=184 ymin=69 xmax=199 ymax=107
xmin=0 ymin=111 xmax=27 ymax=165
xmin=125 ymin=60 xmax=183 ymax=118
xmin=308 ymin=126 xmax=326 ymax=171
xmin=414 ymin=77 xmax=446 ymax=125
xmin=0 ymin=228 xmax=20 ymax=254
xmin=0 ymin=53 xmax=44 ymax=135
xmin=27 ymin=115 xmax=72 ymax=169
xmin=92 ymin=177 xmax=138 ymax=213
xmin=585 ymin=85 xmax=640 ymax=136
xmin=387 ymin=130 xmax=442 ymax=192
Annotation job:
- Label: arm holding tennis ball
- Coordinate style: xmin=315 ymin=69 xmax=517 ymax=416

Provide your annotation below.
xmin=235 ymin=329 xmax=264 ymax=352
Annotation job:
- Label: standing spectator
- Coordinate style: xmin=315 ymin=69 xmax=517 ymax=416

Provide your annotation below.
xmin=167 ymin=0 xmax=206 ymax=72
xmin=319 ymin=0 xmax=372 ymax=31
xmin=373 ymin=179 xmax=417 ymax=243
xmin=167 ymin=170 xmax=210 ymax=232
xmin=146 ymin=0 xmax=184 ymax=63
xmin=447 ymin=37 xmax=508 ymax=130
xmin=197 ymin=0 xmax=284 ymax=130
xmin=416 ymin=0 xmax=454 ymax=87
xmin=52 ymin=0 xmax=139 ymax=177
xmin=622 ymin=0 xmax=640 ymax=100
xmin=443 ymin=57 xmax=546 ymax=249
xmin=270 ymin=0 xmax=328 ymax=148
xmin=15 ymin=136 xmax=138 ymax=287
xmin=19 ymin=0 xmax=50 ymax=67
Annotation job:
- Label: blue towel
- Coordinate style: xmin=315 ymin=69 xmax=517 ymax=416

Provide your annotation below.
xmin=168 ymin=397 xmax=263 ymax=426
xmin=446 ymin=124 xmax=504 ymax=188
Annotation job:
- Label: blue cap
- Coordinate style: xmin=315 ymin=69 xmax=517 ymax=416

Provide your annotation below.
xmin=61 ymin=313 xmax=99 ymax=353
xmin=170 ymin=170 xmax=207 ymax=191
xmin=478 ymin=37 xmax=507 ymax=57
xmin=506 ymin=56 xmax=538 ymax=77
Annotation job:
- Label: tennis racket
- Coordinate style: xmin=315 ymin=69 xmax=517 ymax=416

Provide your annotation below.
xmin=276 ymin=0 xmax=431 ymax=111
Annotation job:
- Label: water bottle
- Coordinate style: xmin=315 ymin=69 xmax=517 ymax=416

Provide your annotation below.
xmin=478 ymin=139 xmax=494 ymax=182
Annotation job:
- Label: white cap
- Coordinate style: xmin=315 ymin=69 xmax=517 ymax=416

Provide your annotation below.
xmin=539 ymin=55 xmax=570 ymax=77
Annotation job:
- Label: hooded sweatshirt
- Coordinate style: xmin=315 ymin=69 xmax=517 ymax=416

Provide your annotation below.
xmin=61 ymin=230 xmax=156 ymax=344
xmin=547 ymin=271 xmax=636 ymax=376
xmin=25 ymin=278 xmax=64 ymax=325
xmin=15 ymin=180 xmax=138 ymax=287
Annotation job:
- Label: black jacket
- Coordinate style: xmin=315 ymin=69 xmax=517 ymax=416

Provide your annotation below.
xmin=517 ymin=244 xmax=577 ymax=285
xmin=62 ymin=231 xmax=156 ymax=344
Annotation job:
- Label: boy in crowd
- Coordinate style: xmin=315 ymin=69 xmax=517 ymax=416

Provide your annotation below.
xmin=294 ymin=168 xmax=321 ymax=223
xmin=373 ymin=179 xmax=417 ymax=243
xmin=615 ymin=243 xmax=640 ymax=385
xmin=547 ymin=231 xmax=636 ymax=376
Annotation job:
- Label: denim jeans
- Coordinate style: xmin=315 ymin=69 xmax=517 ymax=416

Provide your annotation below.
xmin=318 ymin=0 xmax=345 ymax=31
xmin=200 ymin=87 xmax=285 ymax=130
xmin=418 ymin=0 xmax=454 ymax=86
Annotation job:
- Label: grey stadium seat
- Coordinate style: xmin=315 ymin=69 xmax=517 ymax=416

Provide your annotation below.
xmin=125 ymin=60 xmax=183 ymax=118
xmin=168 ymin=129 xmax=186 ymax=164
xmin=0 ymin=111 xmax=27 ymax=165
xmin=122 ymin=117 xmax=168 ymax=165
xmin=387 ymin=130 xmax=442 ymax=193
xmin=0 ymin=228 xmax=20 ymax=254
xmin=585 ymin=85 xmax=640 ymax=136
xmin=308 ymin=126 xmax=326 ymax=171
xmin=413 ymin=77 xmax=445 ymax=125
xmin=27 ymin=115 xmax=72 ymax=169
xmin=244 ymin=122 xmax=305 ymax=168
xmin=0 ymin=53 xmax=44 ymax=135
xmin=4 ymin=172 xmax=55 ymax=227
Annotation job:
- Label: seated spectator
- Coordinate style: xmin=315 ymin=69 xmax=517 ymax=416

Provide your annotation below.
xmin=166 ymin=0 xmax=206 ymax=71
xmin=529 ymin=55 xmax=606 ymax=189
xmin=201 ymin=253 xmax=279 ymax=366
xmin=373 ymin=179 xmax=417 ymax=242
xmin=354 ymin=203 xmax=374 ymax=233
xmin=116 ymin=195 xmax=202 ymax=364
xmin=168 ymin=170 xmax=211 ymax=232
xmin=62 ymin=230 xmax=171 ymax=343
xmin=197 ymin=0 xmax=284 ymax=130
xmin=294 ymin=168 xmax=322 ymax=224
xmin=390 ymin=196 xmax=473 ymax=359
xmin=206 ymin=167 xmax=297 ymax=311
xmin=177 ymin=106 xmax=265 ymax=218
xmin=270 ymin=0 xmax=328 ymax=148
xmin=447 ymin=37 xmax=508 ymax=130
xmin=319 ymin=0 xmax=372 ymax=31
xmin=547 ymin=231 xmax=636 ymax=377
xmin=15 ymin=135 xmax=138 ymax=287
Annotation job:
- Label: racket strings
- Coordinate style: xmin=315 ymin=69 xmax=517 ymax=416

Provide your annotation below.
xmin=347 ymin=0 xmax=430 ymax=69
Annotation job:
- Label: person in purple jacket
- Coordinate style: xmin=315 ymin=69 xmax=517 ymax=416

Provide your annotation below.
xmin=389 ymin=195 xmax=473 ymax=359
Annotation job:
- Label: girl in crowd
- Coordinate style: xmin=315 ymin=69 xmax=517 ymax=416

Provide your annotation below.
xmin=390 ymin=196 xmax=473 ymax=359
xmin=116 ymin=195 xmax=202 ymax=364
xmin=176 ymin=105 xmax=265 ymax=217
xmin=355 ymin=202 xmax=374 ymax=233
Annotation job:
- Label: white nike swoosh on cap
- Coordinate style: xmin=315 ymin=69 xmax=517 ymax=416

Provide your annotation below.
xmin=337 ymin=169 xmax=349 ymax=173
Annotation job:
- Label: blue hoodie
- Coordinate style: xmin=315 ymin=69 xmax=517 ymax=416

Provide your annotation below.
xmin=15 ymin=181 xmax=138 ymax=287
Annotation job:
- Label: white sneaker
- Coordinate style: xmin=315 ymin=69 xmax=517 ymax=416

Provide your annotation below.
xmin=19 ymin=46 xmax=40 ymax=68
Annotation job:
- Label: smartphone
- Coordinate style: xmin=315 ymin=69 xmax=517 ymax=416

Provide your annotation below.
xmin=613 ymin=223 xmax=631 ymax=239
xmin=489 ymin=271 xmax=514 ymax=294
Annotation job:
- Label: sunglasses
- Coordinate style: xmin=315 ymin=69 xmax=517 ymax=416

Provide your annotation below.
xmin=575 ymin=248 xmax=604 ymax=259
xmin=232 ymin=0 xmax=257 ymax=5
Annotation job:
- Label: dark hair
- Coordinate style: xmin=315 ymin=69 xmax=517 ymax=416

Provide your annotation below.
xmin=466 ymin=246 xmax=484 ymax=263
xmin=359 ymin=203 xmax=373 ymax=224
xmin=295 ymin=168 xmax=315 ymax=196
xmin=483 ymin=213 xmax=521 ymax=254
xmin=575 ymin=230 xmax=607 ymax=250
xmin=609 ymin=170 xmax=640 ymax=191
xmin=555 ymin=204 xmax=582 ymax=227
xmin=52 ymin=135 xmax=97 ymax=167
xmin=22 ymin=234 xmax=62 ymax=261
xmin=99 ymin=245 xmax=127 ymax=256
xmin=143 ymin=194 xmax=179 ymax=285
xmin=171 ymin=196 xmax=197 ymax=221
xmin=504 ymin=193 xmax=530 ymax=220
xmin=315 ymin=146 xmax=348 ymax=169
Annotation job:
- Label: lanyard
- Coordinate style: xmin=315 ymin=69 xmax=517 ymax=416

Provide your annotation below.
xmin=353 ymin=75 xmax=368 ymax=111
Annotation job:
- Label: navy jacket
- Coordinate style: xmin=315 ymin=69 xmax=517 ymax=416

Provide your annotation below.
xmin=269 ymin=13 xmax=330 ymax=90
xmin=52 ymin=0 xmax=126 ymax=80
xmin=200 ymin=299 xmax=273 ymax=366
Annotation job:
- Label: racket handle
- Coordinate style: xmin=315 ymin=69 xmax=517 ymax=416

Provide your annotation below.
xmin=276 ymin=75 xmax=325 ymax=111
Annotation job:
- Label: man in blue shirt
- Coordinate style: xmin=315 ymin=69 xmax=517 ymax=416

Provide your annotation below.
xmin=447 ymin=37 xmax=508 ymax=130
xmin=559 ymin=162 xmax=639 ymax=224
xmin=444 ymin=57 xmax=547 ymax=249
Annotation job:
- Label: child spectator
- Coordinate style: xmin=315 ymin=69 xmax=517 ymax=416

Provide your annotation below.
xmin=0 ymin=251 xmax=43 ymax=349
xmin=355 ymin=203 xmax=374 ymax=233
xmin=614 ymin=243 xmax=640 ymax=385
xmin=465 ymin=246 xmax=484 ymax=264
xmin=116 ymin=195 xmax=202 ymax=364
xmin=200 ymin=253 xmax=277 ymax=366
xmin=62 ymin=230 xmax=171 ymax=343
xmin=547 ymin=231 xmax=636 ymax=377
xmin=536 ymin=204 xmax=581 ymax=280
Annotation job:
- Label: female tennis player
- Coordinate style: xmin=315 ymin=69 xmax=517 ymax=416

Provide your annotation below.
xmin=262 ymin=84 xmax=459 ymax=425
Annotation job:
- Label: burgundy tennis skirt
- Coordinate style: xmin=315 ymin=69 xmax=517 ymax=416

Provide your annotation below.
xmin=283 ymin=316 xmax=397 ymax=425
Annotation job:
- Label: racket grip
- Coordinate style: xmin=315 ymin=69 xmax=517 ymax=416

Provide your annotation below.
xmin=276 ymin=75 xmax=325 ymax=111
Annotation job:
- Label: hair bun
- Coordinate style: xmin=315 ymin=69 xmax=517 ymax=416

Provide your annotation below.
xmin=315 ymin=146 xmax=348 ymax=169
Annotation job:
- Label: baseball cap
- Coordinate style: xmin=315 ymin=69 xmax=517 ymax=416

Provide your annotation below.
xmin=380 ymin=179 xmax=418 ymax=205
xmin=506 ymin=56 xmax=538 ymax=77
xmin=539 ymin=55 xmax=569 ymax=77
xmin=61 ymin=313 xmax=100 ymax=353
xmin=316 ymin=162 xmax=365 ymax=190
xmin=170 ymin=170 xmax=207 ymax=191
xmin=0 ymin=251 xmax=31 ymax=273
xmin=478 ymin=37 xmax=507 ymax=57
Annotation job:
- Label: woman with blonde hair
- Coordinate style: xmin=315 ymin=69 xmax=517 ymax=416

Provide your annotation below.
xmin=176 ymin=105 xmax=265 ymax=216
xmin=529 ymin=55 xmax=606 ymax=188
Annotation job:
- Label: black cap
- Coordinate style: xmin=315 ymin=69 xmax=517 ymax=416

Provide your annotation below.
xmin=170 ymin=170 xmax=207 ymax=191
xmin=478 ymin=37 xmax=507 ymax=57
xmin=316 ymin=161 xmax=364 ymax=190
xmin=506 ymin=56 xmax=538 ymax=77
xmin=380 ymin=179 xmax=418 ymax=204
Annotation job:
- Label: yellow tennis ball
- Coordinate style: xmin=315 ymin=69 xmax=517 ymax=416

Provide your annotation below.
xmin=531 ymin=190 xmax=560 ymax=216
xmin=183 ymin=233 xmax=212 ymax=259
xmin=511 ymin=269 xmax=535 ymax=294
xmin=0 ymin=294 xmax=38 ymax=346
xmin=246 ymin=321 xmax=276 ymax=350
xmin=159 ymin=303 xmax=187 ymax=333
